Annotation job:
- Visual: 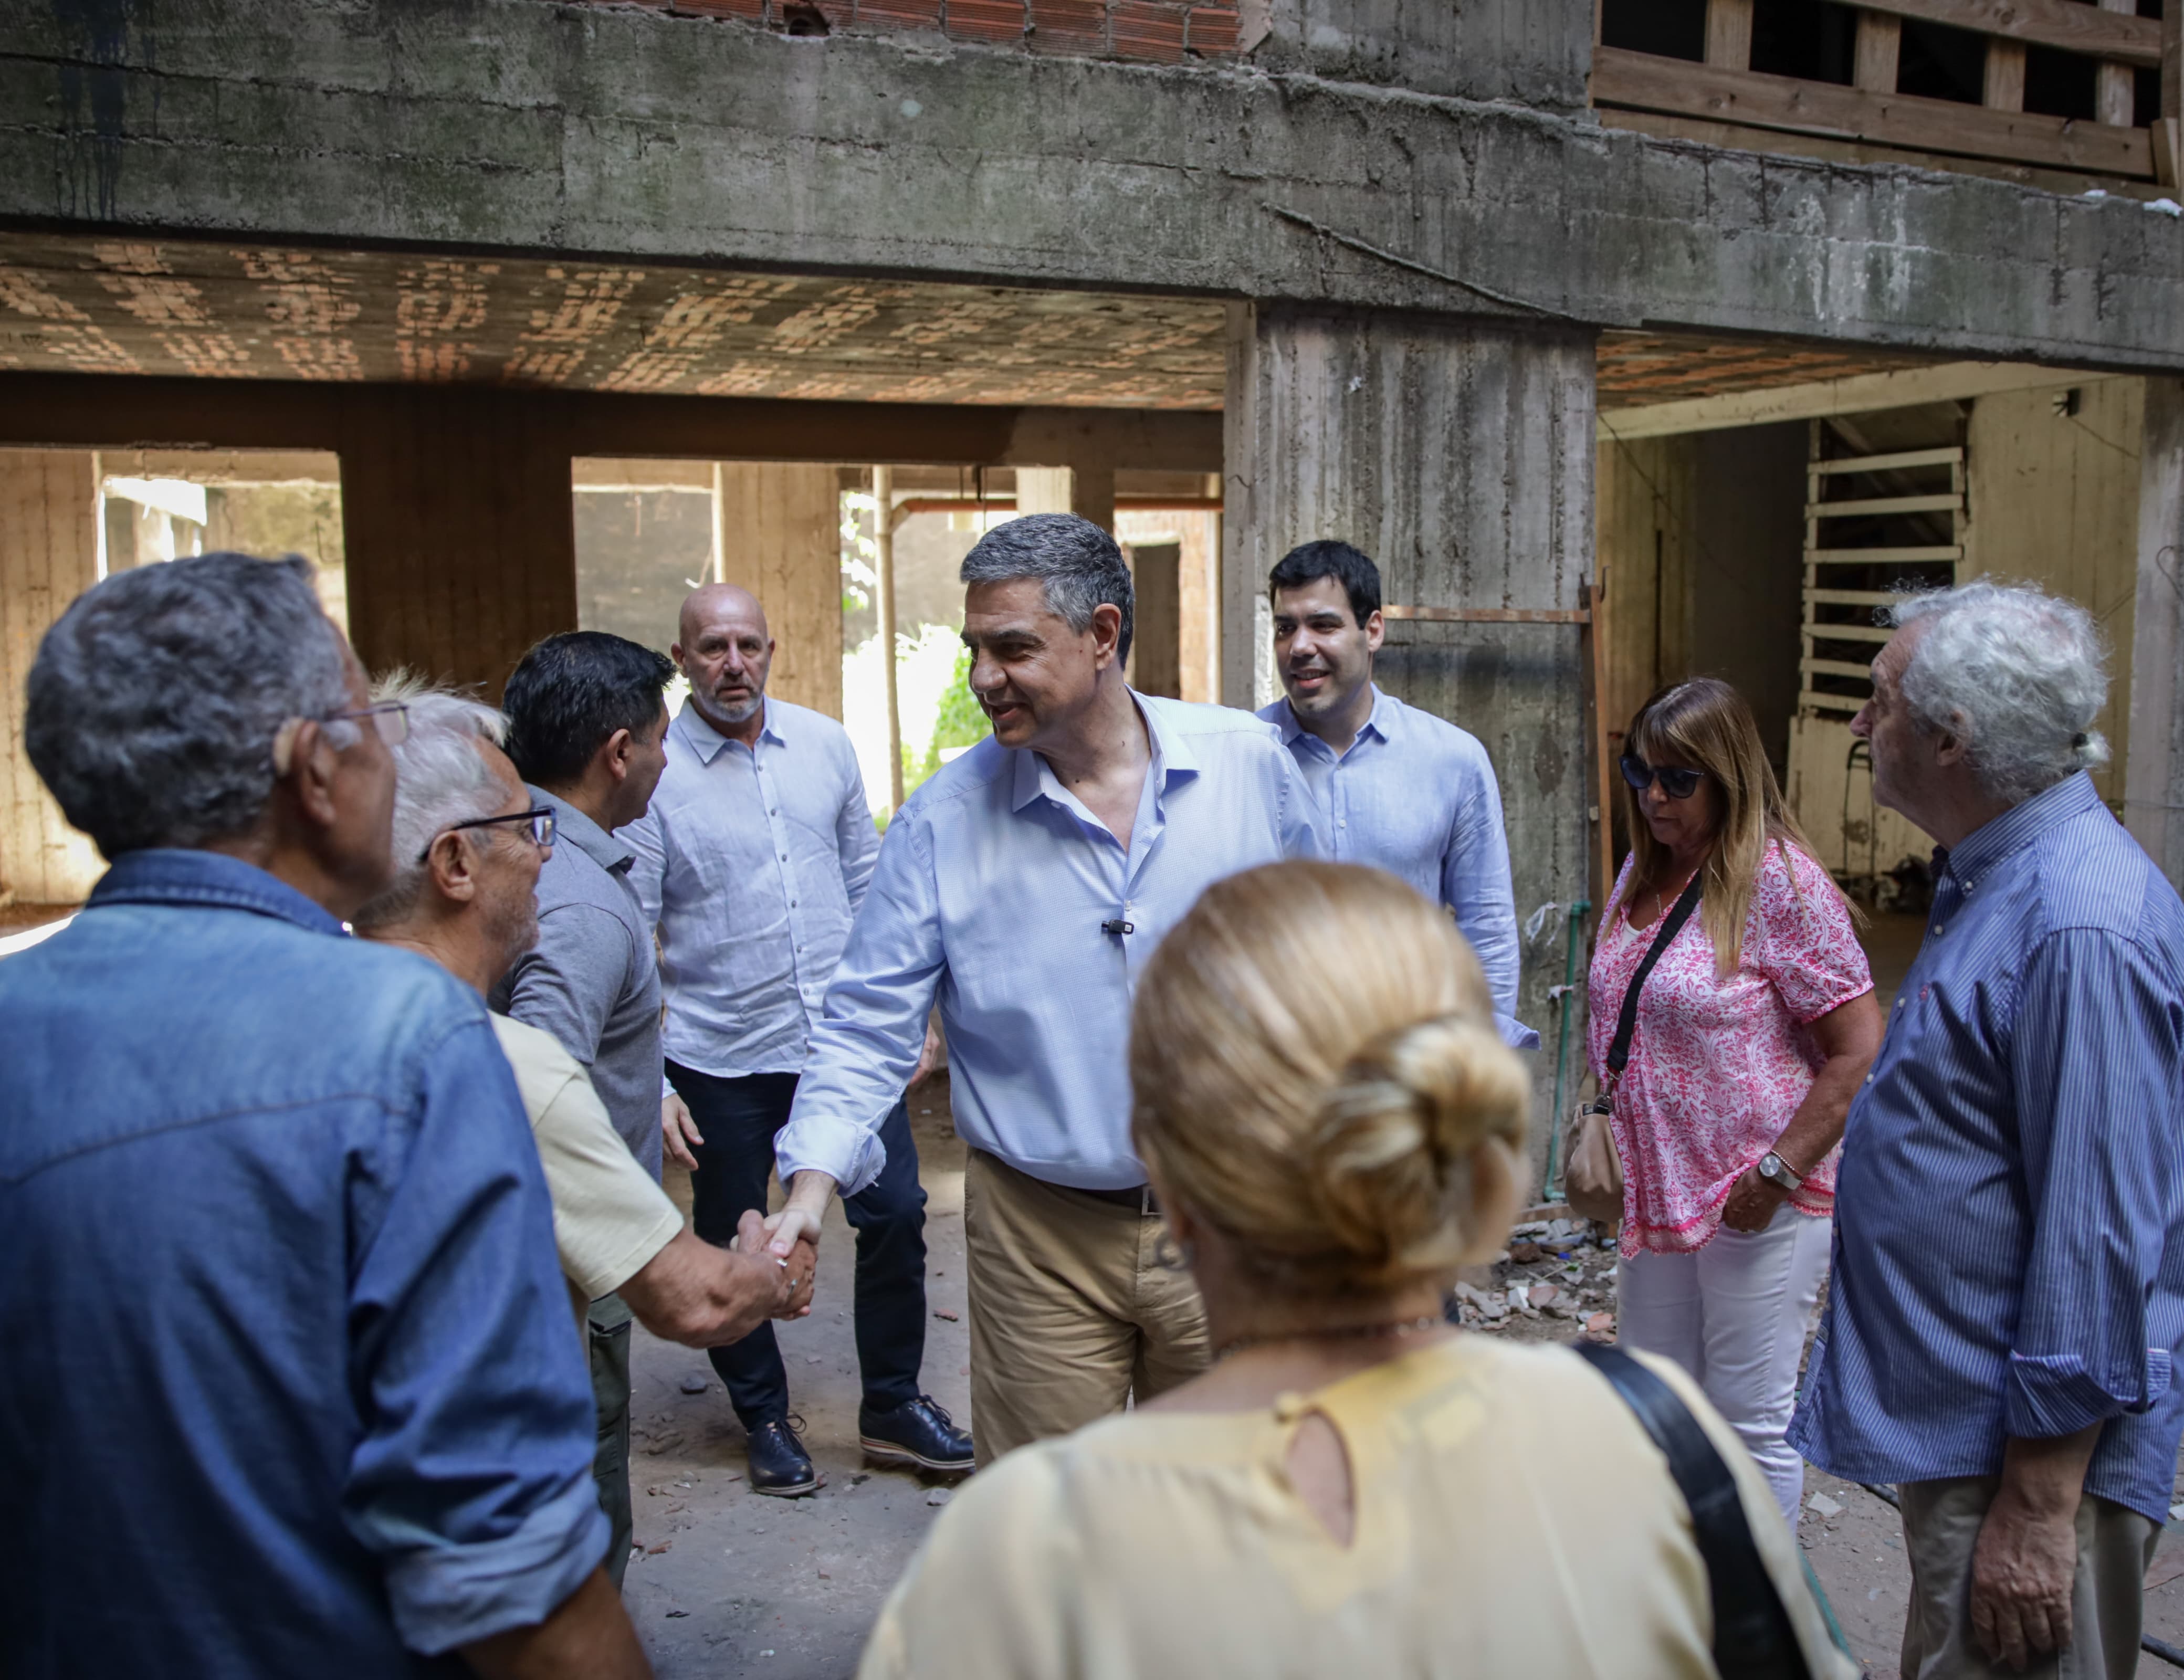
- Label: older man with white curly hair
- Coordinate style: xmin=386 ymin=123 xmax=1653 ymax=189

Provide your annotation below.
xmin=1790 ymin=581 xmax=2184 ymax=1680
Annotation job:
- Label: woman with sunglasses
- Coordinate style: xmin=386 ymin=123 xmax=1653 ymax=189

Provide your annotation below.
xmin=1590 ymin=677 xmax=1882 ymax=1526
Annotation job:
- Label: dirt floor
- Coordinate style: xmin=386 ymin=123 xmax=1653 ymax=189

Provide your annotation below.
xmin=622 ymin=916 xmax=2184 ymax=1677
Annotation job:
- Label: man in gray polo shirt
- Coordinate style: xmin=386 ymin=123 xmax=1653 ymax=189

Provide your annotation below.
xmin=494 ymin=629 xmax=680 ymax=1587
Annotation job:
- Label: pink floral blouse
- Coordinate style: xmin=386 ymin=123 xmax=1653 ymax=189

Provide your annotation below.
xmin=1586 ymin=842 xmax=1873 ymax=1256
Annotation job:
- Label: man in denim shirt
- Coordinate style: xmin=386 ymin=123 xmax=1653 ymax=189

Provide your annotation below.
xmin=0 ymin=555 xmax=646 ymax=1677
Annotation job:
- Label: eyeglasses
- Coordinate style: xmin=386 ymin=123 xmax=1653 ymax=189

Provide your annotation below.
xmin=1620 ymin=753 xmax=1705 ymax=801
xmin=327 ymin=702 xmax=411 ymax=747
xmin=421 ymin=806 xmax=557 ymax=862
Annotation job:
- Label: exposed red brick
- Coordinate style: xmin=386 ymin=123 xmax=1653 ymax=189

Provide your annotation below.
xmin=1184 ymin=4 xmax=1238 ymax=54
xmin=858 ymin=0 xmax=945 ymax=25
xmin=671 ymin=0 xmax=763 ymax=17
xmin=944 ymin=0 xmax=1025 ymax=41
xmin=1023 ymin=0 xmax=1105 ymax=54
xmin=1109 ymin=0 xmax=1185 ymax=61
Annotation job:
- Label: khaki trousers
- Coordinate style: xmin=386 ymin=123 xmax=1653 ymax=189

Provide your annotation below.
xmin=1898 ymin=1477 xmax=2158 ymax=1680
xmin=963 ymin=1149 xmax=1208 ymax=1467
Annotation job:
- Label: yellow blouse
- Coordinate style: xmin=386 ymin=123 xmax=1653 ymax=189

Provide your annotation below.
xmin=860 ymin=1336 xmax=1854 ymax=1679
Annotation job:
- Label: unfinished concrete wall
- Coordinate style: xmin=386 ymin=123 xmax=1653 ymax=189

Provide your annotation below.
xmin=1965 ymin=379 xmax=2143 ymax=808
xmin=1224 ymin=302 xmax=1595 ymax=1182
xmin=715 ymin=463 xmax=846 ymax=720
xmin=338 ymin=388 xmax=580 ymax=695
xmin=2127 ymin=379 xmax=2184 ymax=887
xmin=0 ymin=450 xmax=103 ymax=905
xmin=9 ymin=0 xmax=2183 ymax=372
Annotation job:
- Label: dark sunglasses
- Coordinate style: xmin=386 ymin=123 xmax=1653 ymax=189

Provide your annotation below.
xmin=1620 ymin=753 xmax=1705 ymax=801
xmin=422 ymin=806 xmax=557 ymax=862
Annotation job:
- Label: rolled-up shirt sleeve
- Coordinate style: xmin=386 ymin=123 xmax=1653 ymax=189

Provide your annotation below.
xmin=344 ymin=1015 xmax=607 ymax=1654
xmin=776 ymin=813 xmax=947 ymax=1195
xmin=2004 ymin=928 xmax=2184 ymax=1440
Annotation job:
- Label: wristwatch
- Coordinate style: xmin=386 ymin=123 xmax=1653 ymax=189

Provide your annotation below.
xmin=1756 ymin=1151 xmax=1805 ymax=1192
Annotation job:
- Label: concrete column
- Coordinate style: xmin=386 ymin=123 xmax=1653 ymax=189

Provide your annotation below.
xmin=2126 ymin=376 xmax=2184 ymax=886
xmin=337 ymin=387 xmax=579 ymax=696
xmin=0 ymin=449 xmax=105 ymax=904
xmin=713 ymin=463 xmax=846 ymax=721
xmin=1223 ymin=302 xmax=1598 ymax=1181
xmin=1129 ymin=540 xmax=1183 ymax=698
xmin=1013 ymin=465 xmax=1116 ymax=531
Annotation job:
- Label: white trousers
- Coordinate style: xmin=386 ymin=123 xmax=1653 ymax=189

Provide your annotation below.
xmin=1615 ymin=1205 xmax=1832 ymax=1528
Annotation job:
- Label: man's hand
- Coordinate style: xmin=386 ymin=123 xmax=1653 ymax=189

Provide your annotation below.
xmin=1720 ymin=1166 xmax=1788 ymax=1233
xmin=762 ymin=1170 xmax=838 ymax=1259
xmin=620 ymin=1212 xmax=811 ymax=1347
xmin=459 ymin=1566 xmax=649 ymax=1679
xmin=909 ymin=1018 xmax=944 ymax=1091
xmin=1968 ymin=1425 xmax=2101 ymax=1670
xmin=661 ymin=1093 xmax=703 ymax=1172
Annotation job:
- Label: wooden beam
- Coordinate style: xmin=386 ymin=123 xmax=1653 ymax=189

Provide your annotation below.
xmin=1983 ymin=38 xmax=2026 ymax=112
xmin=1705 ymin=0 xmax=1755 ymax=71
xmin=0 ymin=374 xmax=1224 ymax=472
xmin=2097 ymin=0 xmax=2137 ymax=129
xmin=1849 ymin=0 xmax=2159 ymax=68
xmin=1855 ymin=12 xmax=1903 ymax=93
xmin=1381 ymin=604 xmax=1592 ymax=624
xmin=1598 ymin=364 xmax=2095 ymax=441
xmin=1809 ymin=493 xmax=1964 ymax=516
xmin=1592 ymin=46 xmax=2155 ymax=176
xmin=1811 ymin=447 xmax=1964 ymax=474
xmin=873 ymin=464 xmax=904 ymax=812
xmin=1808 ymin=545 xmax=1964 ymax=563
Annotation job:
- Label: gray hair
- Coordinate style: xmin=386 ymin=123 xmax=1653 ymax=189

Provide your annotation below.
xmin=1890 ymin=579 xmax=2110 ymax=805
xmin=26 ymin=552 xmax=352 ymax=859
xmin=960 ymin=512 xmax=1135 ymax=663
xmin=352 ymin=673 xmax=509 ymax=931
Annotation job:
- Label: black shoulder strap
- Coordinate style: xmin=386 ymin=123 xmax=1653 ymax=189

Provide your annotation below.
xmin=1606 ymin=873 xmax=1706 ymax=1078
xmin=1574 ymin=1342 xmax=1810 ymax=1680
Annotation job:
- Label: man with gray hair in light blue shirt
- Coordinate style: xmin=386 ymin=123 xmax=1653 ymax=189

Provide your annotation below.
xmin=760 ymin=513 xmax=1321 ymax=1465
xmin=1257 ymin=539 xmax=1531 ymax=1047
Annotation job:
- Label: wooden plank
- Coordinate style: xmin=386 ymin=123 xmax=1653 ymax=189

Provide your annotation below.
xmin=1803 ymin=656 xmax=1879 ymax=678
xmin=1812 ymin=447 xmax=1964 ymax=475
xmin=1803 ymin=622 xmax=1896 ymax=643
xmin=1856 ymin=12 xmax=1903 ymax=93
xmin=1984 ymin=38 xmax=2026 ymax=112
xmin=1851 ymin=0 xmax=2160 ymax=67
xmin=1809 ymin=587 xmax=1912 ymax=606
xmin=1807 ymin=544 xmax=1964 ymax=563
xmin=1591 ymin=46 xmax=2156 ymax=177
xmin=2097 ymin=0 xmax=2137 ymax=129
xmin=1706 ymin=0 xmax=1754 ymax=71
xmin=1808 ymin=493 xmax=1963 ymax=517
xmin=1600 ymin=366 xmax=2094 ymax=443
xmin=1382 ymin=604 xmax=1592 ymax=624
xmin=1802 ymin=691 xmax=1868 ymax=714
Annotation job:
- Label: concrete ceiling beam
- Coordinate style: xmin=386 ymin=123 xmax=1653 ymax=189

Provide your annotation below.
xmin=3 ymin=0 xmax=2181 ymax=374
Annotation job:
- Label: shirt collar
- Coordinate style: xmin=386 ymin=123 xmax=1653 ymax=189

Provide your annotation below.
xmin=1274 ymin=685 xmax=1391 ymax=749
xmin=674 ymin=696 xmax=782 ymax=764
xmin=1935 ymin=771 xmax=2103 ymax=892
xmin=1009 ymin=691 xmax=1194 ymax=815
xmin=86 ymin=847 xmax=347 ymax=937
xmin=528 ymin=784 xmax=635 ymax=875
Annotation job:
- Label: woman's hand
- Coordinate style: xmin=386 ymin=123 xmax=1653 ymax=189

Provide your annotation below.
xmin=1720 ymin=1166 xmax=1789 ymax=1232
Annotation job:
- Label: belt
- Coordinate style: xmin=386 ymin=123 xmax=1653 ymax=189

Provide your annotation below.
xmin=1072 ymin=1181 xmax=1161 ymax=1216
xmin=976 ymin=1150 xmax=1159 ymax=1215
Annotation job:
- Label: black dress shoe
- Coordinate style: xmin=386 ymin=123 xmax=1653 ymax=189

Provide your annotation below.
xmin=746 ymin=1417 xmax=818 ymax=1497
xmin=859 ymin=1395 xmax=975 ymax=1474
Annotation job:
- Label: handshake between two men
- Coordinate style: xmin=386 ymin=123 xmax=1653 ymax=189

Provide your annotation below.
xmin=620 ymin=1209 xmax=818 ymax=1349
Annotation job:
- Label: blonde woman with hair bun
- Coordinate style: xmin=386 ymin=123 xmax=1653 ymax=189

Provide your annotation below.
xmin=862 ymin=862 xmax=1853 ymax=1679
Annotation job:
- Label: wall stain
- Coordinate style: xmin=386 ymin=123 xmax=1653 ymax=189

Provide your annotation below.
xmin=50 ymin=0 xmax=146 ymax=222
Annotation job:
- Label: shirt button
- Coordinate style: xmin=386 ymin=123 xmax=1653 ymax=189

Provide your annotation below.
xmin=780 ymin=853 xmax=788 ymax=861
xmin=1337 ymin=818 xmax=1347 ymax=828
xmin=1934 ymin=924 xmax=1945 ymax=936
xmin=1865 ymin=1073 xmax=1874 ymax=1083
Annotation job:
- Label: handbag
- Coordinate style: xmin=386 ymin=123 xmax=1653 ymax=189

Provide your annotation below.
xmin=1575 ymin=1341 xmax=1819 ymax=1678
xmin=1562 ymin=873 xmax=1706 ymax=1225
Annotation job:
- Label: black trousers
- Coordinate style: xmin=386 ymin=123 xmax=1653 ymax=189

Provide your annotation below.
xmin=666 ymin=1063 xmax=927 ymax=1429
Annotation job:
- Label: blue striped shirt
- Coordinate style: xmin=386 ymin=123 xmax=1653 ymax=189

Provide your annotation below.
xmin=1789 ymin=774 xmax=2184 ymax=1524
